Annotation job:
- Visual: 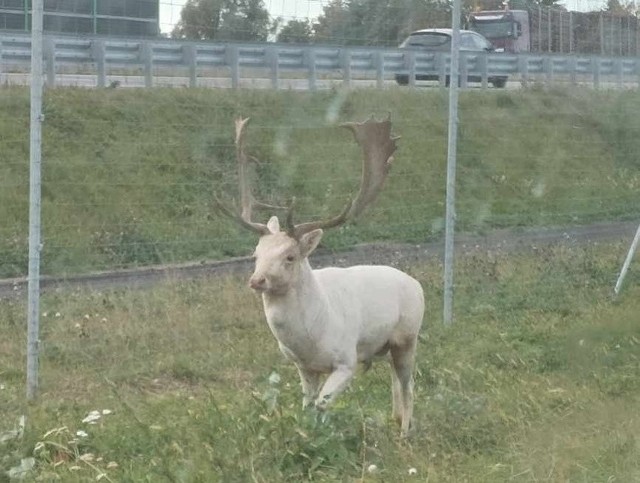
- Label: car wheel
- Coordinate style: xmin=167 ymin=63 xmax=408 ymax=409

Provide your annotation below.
xmin=395 ymin=75 xmax=409 ymax=86
xmin=491 ymin=78 xmax=507 ymax=88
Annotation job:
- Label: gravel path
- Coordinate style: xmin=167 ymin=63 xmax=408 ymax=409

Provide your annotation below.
xmin=1 ymin=220 xmax=637 ymax=300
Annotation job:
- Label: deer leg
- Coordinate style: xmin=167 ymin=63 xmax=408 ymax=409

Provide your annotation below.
xmin=314 ymin=364 xmax=356 ymax=411
xmin=390 ymin=361 xmax=403 ymax=425
xmin=296 ymin=365 xmax=321 ymax=408
xmin=390 ymin=340 xmax=417 ymax=436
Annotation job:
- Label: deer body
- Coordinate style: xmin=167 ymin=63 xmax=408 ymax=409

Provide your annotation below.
xmin=217 ymin=116 xmax=424 ymax=434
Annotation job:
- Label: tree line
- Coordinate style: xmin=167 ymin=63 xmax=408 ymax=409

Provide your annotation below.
xmin=171 ymin=0 xmax=638 ymax=46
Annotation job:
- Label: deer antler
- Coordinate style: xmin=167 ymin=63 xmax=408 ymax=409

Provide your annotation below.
xmin=216 ymin=115 xmax=398 ymax=239
xmin=214 ymin=117 xmax=286 ymax=235
xmin=288 ymin=115 xmax=398 ymax=239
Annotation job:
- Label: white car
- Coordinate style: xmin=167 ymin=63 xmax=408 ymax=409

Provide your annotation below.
xmin=395 ymin=28 xmax=507 ymax=88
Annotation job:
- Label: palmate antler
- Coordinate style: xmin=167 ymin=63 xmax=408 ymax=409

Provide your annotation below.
xmin=215 ymin=115 xmax=399 ymax=239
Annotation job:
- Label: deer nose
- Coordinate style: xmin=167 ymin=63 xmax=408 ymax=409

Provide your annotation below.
xmin=249 ymin=276 xmax=266 ymax=291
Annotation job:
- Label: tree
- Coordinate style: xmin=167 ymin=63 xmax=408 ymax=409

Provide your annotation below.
xmin=276 ymin=19 xmax=313 ymax=43
xmin=312 ymin=0 xmax=451 ymax=46
xmin=172 ymin=0 xmax=271 ymax=41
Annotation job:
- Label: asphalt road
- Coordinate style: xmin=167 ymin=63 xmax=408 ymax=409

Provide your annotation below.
xmin=0 ymin=220 xmax=637 ymax=300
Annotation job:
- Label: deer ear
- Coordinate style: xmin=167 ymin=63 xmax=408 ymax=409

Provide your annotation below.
xmin=267 ymin=216 xmax=280 ymax=234
xmin=299 ymin=229 xmax=323 ymax=258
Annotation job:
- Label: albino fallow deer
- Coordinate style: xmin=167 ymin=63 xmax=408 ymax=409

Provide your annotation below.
xmin=216 ymin=116 xmax=425 ymax=434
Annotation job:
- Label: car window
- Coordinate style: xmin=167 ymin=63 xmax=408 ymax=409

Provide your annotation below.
xmin=402 ymin=33 xmax=450 ymax=49
xmin=460 ymin=33 xmax=477 ymax=49
xmin=469 ymin=32 xmax=492 ymax=50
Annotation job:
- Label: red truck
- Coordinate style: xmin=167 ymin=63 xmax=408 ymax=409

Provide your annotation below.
xmin=468 ymin=10 xmax=531 ymax=53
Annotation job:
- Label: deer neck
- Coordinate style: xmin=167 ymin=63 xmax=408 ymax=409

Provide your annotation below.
xmin=261 ymin=259 xmax=328 ymax=339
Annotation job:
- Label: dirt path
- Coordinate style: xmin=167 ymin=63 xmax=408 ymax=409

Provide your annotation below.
xmin=1 ymin=220 xmax=637 ymax=300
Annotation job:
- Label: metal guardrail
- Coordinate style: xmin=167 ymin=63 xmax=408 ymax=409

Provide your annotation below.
xmin=1 ymin=32 xmax=639 ymax=89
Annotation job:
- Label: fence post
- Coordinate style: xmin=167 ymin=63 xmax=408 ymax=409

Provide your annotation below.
xmin=437 ymin=52 xmax=446 ymax=87
xmin=459 ymin=51 xmax=468 ymax=89
xmin=376 ymin=51 xmax=384 ymax=88
xmin=341 ymin=48 xmax=351 ymax=87
xmin=27 ymin=0 xmax=44 ymax=402
xmin=614 ymin=223 xmax=640 ymax=296
xmin=407 ymin=50 xmax=416 ymax=87
xmin=266 ymin=45 xmax=279 ymax=89
xmin=543 ymin=55 xmax=552 ymax=86
xmin=593 ymin=57 xmax=600 ymax=88
xmin=92 ymin=39 xmax=106 ymax=88
xmin=616 ymin=58 xmax=623 ymax=88
xmin=226 ymin=45 xmax=239 ymax=89
xmin=44 ymin=36 xmax=55 ymax=86
xmin=183 ymin=44 xmax=197 ymax=88
xmin=443 ymin=0 xmax=462 ymax=326
xmin=518 ymin=54 xmax=529 ymax=87
xmin=141 ymin=41 xmax=153 ymax=88
xmin=304 ymin=48 xmax=316 ymax=91
xmin=569 ymin=56 xmax=577 ymax=85
xmin=480 ymin=52 xmax=488 ymax=89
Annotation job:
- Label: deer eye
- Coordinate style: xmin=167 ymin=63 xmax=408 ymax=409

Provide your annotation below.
xmin=286 ymin=255 xmax=295 ymax=262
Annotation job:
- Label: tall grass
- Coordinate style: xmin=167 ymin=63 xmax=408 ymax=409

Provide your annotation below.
xmin=1 ymin=86 xmax=639 ymax=277
xmin=1 ymin=243 xmax=639 ymax=481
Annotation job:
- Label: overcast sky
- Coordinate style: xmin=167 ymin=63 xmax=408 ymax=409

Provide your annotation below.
xmin=159 ymin=0 xmax=606 ymax=34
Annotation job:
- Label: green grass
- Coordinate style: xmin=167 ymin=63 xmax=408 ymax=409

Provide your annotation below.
xmin=1 ymin=243 xmax=639 ymax=481
xmin=1 ymin=86 xmax=640 ymax=277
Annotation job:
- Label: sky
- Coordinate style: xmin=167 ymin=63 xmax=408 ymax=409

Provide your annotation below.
xmin=158 ymin=0 xmax=607 ymax=34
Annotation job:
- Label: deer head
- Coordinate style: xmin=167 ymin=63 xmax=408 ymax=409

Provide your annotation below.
xmin=215 ymin=116 xmax=399 ymax=294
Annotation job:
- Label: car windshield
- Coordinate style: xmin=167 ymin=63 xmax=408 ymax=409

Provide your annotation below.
xmin=469 ymin=19 xmax=513 ymax=39
xmin=401 ymin=33 xmax=450 ymax=48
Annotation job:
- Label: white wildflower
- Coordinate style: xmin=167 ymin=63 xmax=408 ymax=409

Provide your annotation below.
xmin=408 ymin=467 xmax=418 ymax=475
xmin=106 ymin=462 xmax=119 ymax=469
xmin=101 ymin=409 xmax=113 ymax=416
xmin=82 ymin=410 xmax=102 ymax=424
xmin=367 ymin=464 xmax=378 ymax=473
xmin=76 ymin=430 xmax=89 ymax=438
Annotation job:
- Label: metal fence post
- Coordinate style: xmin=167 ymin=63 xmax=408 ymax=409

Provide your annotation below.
xmin=593 ymin=57 xmax=600 ymax=88
xmin=408 ymin=50 xmax=416 ymax=87
xmin=226 ymin=45 xmax=239 ymax=89
xmin=341 ymin=48 xmax=351 ymax=87
xmin=184 ymin=44 xmax=197 ymax=88
xmin=141 ymin=41 xmax=153 ymax=88
xmin=44 ymin=36 xmax=55 ymax=86
xmin=443 ymin=0 xmax=462 ymax=326
xmin=376 ymin=51 xmax=384 ymax=89
xmin=518 ymin=55 xmax=529 ymax=87
xmin=614 ymin=223 xmax=640 ymax=296
xmin=266 ymin=45 xmax=279 ymax=89
xmin=304 ymin=48 xmax=316 ymax=91
xmin=27 ymin=0 xmax=44 ymax=402
xmin=92 ymin=39 xmax=106 ymax=88
xmin=480 ymin=52 xmax=488 ymax=89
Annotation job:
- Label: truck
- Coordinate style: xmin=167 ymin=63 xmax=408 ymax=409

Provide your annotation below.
xmin=467 ymin=10 xmax=530 ymax=53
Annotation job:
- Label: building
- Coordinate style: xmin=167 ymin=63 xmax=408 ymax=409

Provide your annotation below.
xmin=0 ymin=0 xmax=159 ymax=37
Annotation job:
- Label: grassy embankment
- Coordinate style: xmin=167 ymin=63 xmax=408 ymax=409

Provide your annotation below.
xmin=1 ymin=86 xmax=639 ymax=278
xmin=1 ymin=243 xmax=639 ymax=481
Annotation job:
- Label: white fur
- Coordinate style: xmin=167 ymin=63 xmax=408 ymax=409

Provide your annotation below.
xmin=249 ymin=217 xmax=424 ymax=434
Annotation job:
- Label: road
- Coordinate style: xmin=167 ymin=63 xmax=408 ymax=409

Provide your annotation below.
xmin=0 ymin=220 xmax=637 ymax=300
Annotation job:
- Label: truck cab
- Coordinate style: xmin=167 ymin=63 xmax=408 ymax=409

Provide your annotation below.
xmin=468 ymin=10 xmax=530 ymax=53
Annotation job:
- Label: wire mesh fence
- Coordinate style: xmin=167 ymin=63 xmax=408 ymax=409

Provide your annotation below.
xmin=1 ymin=86 xmax=639 ymax=280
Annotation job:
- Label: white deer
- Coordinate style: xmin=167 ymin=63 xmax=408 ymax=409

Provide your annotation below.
xmin=216 ymin=116 xmax=425 ymax=434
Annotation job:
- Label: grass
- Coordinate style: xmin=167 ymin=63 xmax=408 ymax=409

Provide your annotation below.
xmin=1 ymin=86 xmax=640 ymax=277
xmin=1 ymin=242 xmax=639 ymax=481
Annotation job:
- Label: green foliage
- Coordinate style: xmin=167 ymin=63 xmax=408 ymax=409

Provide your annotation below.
xmin=1 ymin=87 xmax=640 ymax=278
xmin=171 ymin=0 xmax=271 ymax=41
xmin=1 ymin=244 xmax=640 ymax=481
